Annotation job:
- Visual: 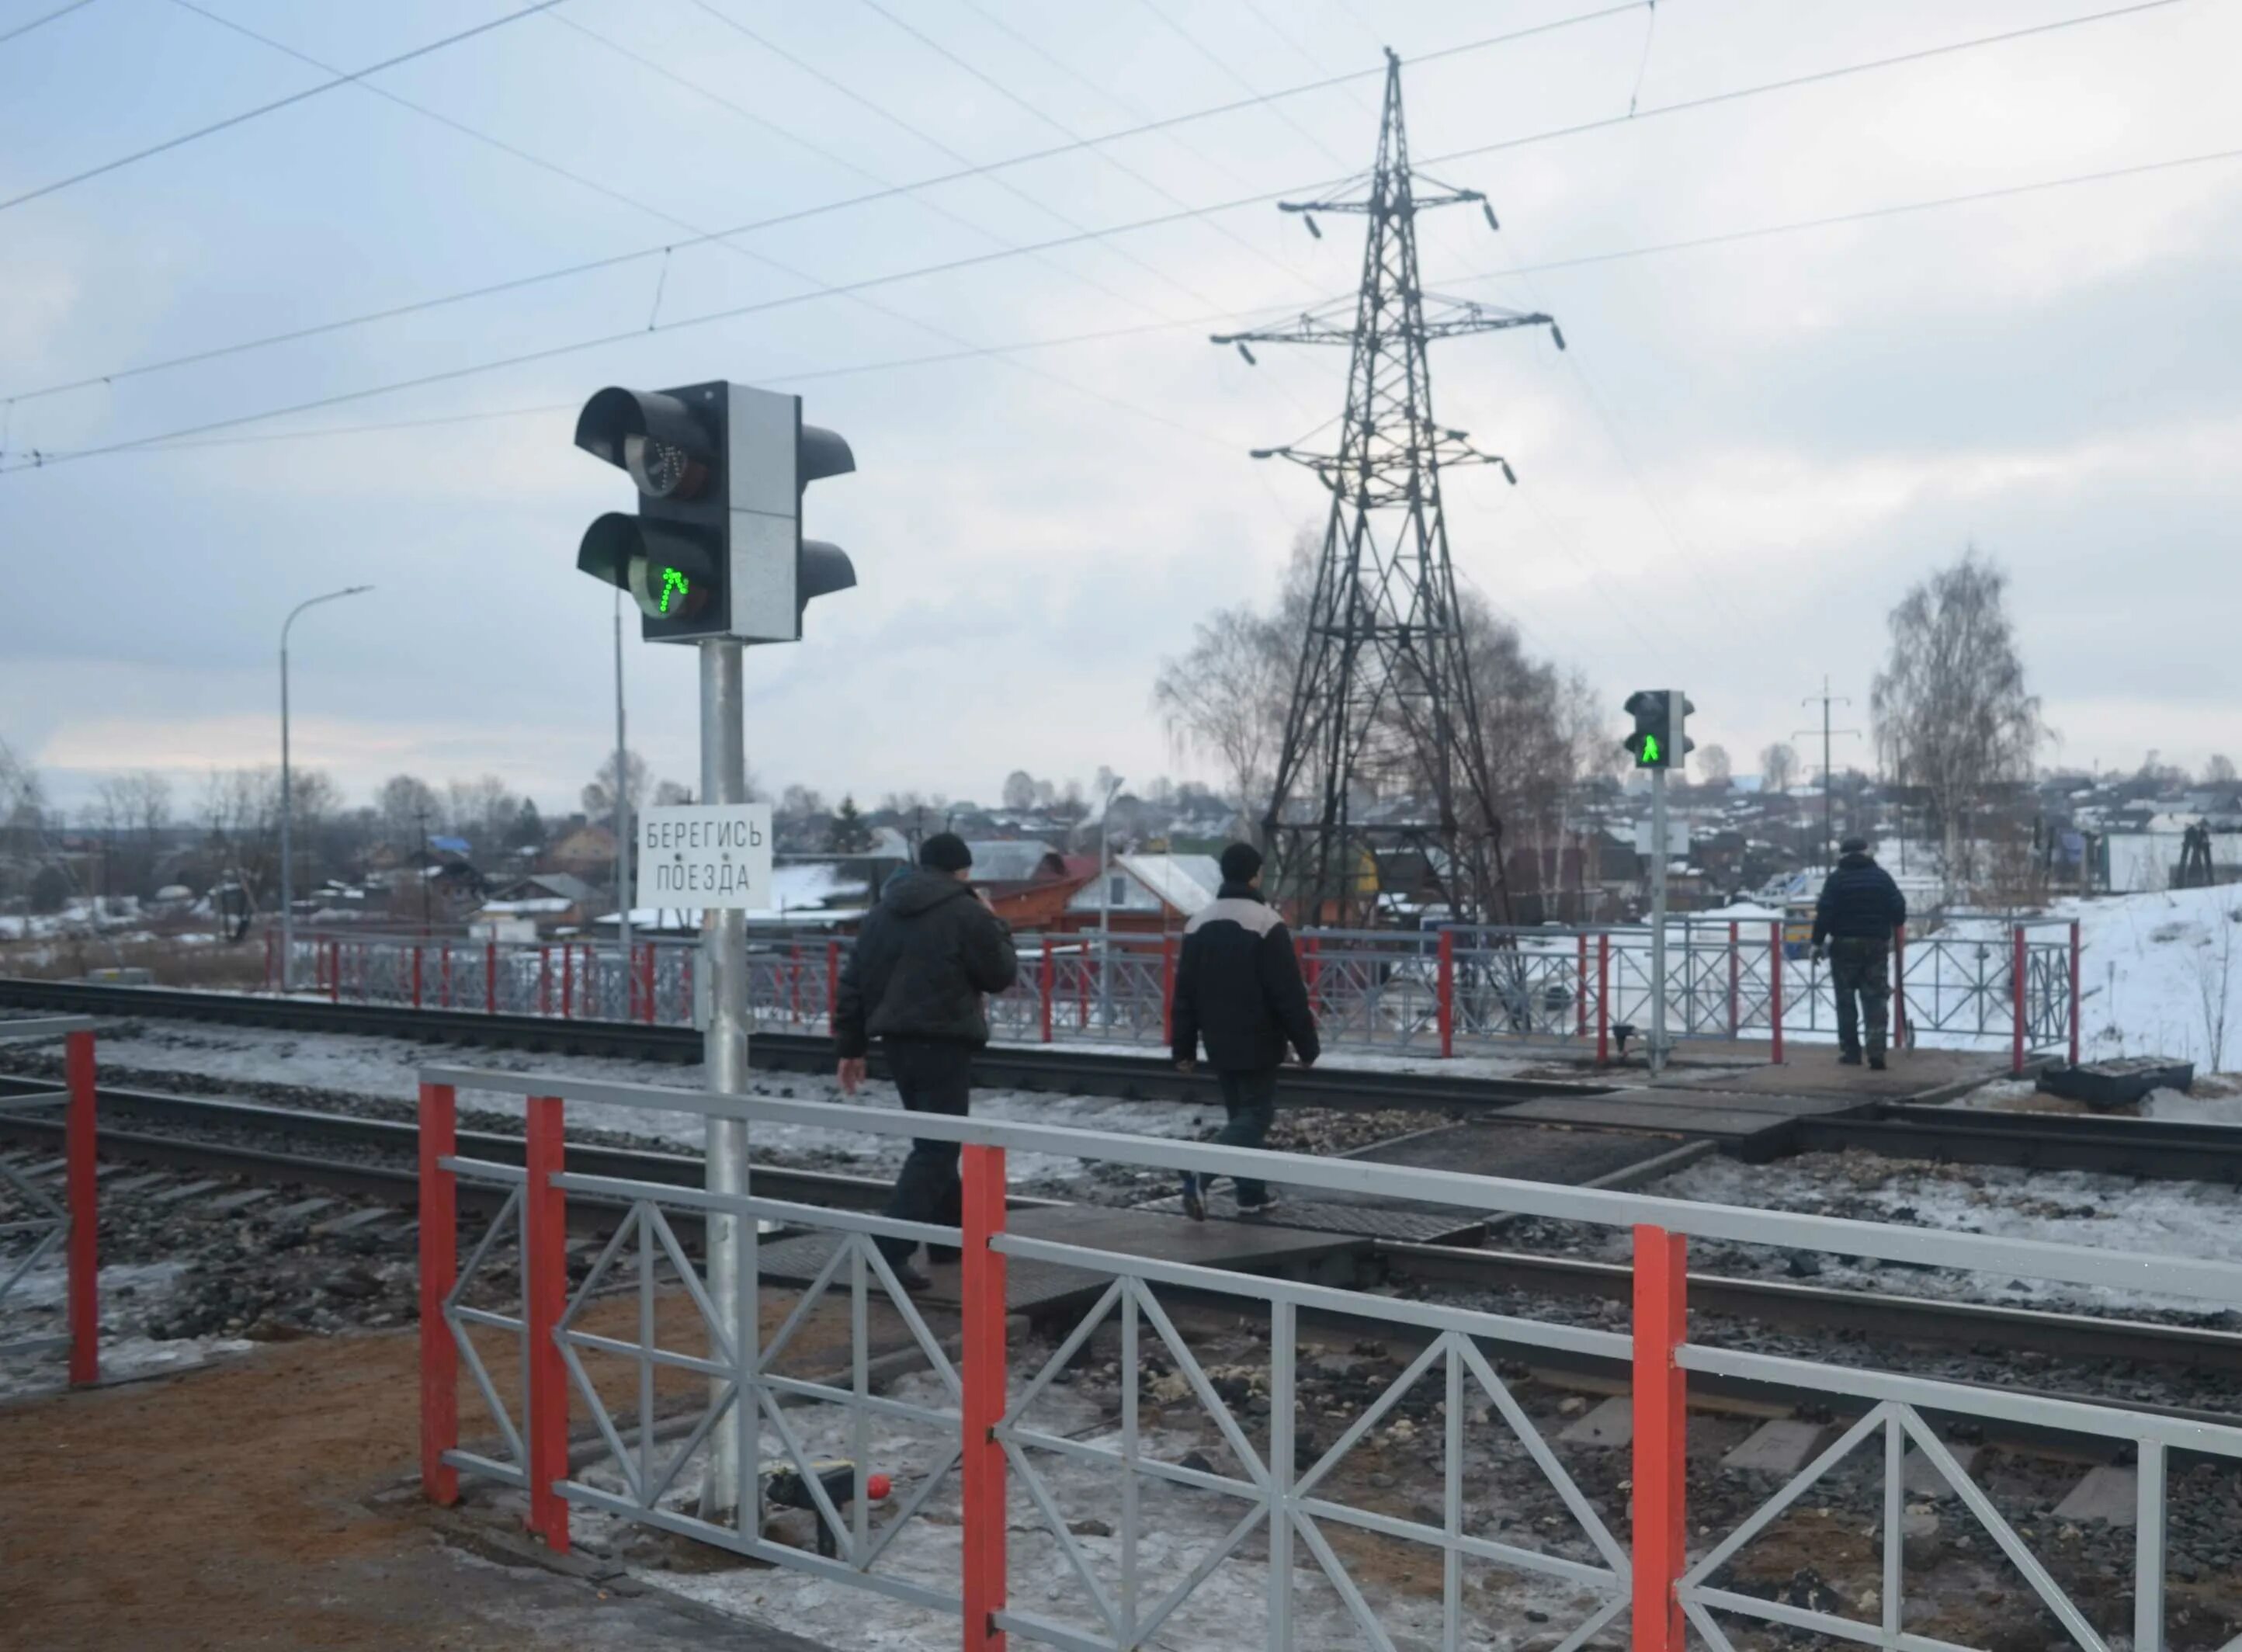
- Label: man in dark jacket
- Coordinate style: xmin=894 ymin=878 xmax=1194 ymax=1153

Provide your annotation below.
xmin=834 ymin=833 xmax=1019 ymax=1289
xmin=1169 ymin=842 xmax=1319 ymax=1220
xmin=1812 ymin=835 xmax=1907 ymax=1070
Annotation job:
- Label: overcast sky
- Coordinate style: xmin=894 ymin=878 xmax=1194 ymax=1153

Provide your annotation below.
xmin=3 ymin=0 xmax=2237 ymax=818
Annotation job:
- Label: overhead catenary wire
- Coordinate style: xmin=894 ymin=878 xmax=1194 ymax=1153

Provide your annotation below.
xmin=4 ymin=0 xmax=1649 ymax=407
xmin=12 ymin=133 xmax=2240 ymax=477
xmin=0 ymin=0 xmax=96 ymax=48
xmin=0 ymin=0 xmax=568 ymax=215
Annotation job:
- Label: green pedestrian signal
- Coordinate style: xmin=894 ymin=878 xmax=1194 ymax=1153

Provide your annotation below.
xmin=1623 ymin=690 xmax=1694 ymax=770
xmin=658 ymin=567 xmax=689 ymax=613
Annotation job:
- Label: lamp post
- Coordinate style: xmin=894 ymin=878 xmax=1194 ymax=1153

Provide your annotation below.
xmin=1097 ymin=774 xmax=1125 ymax=1029
xmin=279 ymin=585 xmax=372 ymax=991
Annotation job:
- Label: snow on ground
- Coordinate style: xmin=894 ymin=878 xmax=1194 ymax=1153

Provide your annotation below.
xmin=589 ymin=1369 xmax=1611 ymax=1652
xmin=1617 ymin=1151 xmax=2242 ymax=1317
xmin=48 ymin=1020 xmax=1218 ymax=1182
xmin=2061 ymin=884 xmax=2242 ymax=1069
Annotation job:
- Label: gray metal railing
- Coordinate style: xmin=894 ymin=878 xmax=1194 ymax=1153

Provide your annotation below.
xmin=418 ymin=1061 xmax=2242 ymax=1651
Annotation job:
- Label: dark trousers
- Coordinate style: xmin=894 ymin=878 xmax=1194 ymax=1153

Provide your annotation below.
xmin=877 ymin=1038 xmax=976 ymax=1265
xmin=1830 ymin=935 xmax=1892 ymax=1059
xmin=1211 ymin=1067 xmax=1279 ymax=1207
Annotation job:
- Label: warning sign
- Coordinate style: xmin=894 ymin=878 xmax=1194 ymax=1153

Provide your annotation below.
xmin=636 ymin=803 xmax=773 ymax=911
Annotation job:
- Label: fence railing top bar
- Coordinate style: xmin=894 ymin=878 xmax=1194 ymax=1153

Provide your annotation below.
xmin=419 ymin=1062 xmax=2242 ymax=1308
xmin=0 ymin=1015 xmax=96 ymax=1040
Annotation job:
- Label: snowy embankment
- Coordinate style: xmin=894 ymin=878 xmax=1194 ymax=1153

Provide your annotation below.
xmin=2061 ymin=884 xmax=2242 ymax=1071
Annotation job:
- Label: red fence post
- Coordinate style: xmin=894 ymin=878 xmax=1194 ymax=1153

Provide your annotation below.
xmin=2011 ymin=925 xmax=2028 ymax=1076
xmin=1595 ymin=935 xmax=1610 ymax=1064
xmin=677 ymin=951 xmax=690 ymax=1026
xmin=1727 ymin=921 xmax=1740 ymax=1038
xmin=1436 ymin=928 xmax=1456 ymax=1059
xmin=328 ymin=939 xmax=340 ymax=1005
xmin=561 ymin=945 xmax=574 ymax=1020
xmin=1038 ymin=943 xmax=1054 ymax=1045
xmin=411 ymin=946 xmax=424 ymax=1010
xmin=1077 ymin=940 xmax=1089 ymax=1032
xmin=790 ymin=945 xmax=803 ymax=1025
xmin=64 ymin=1029 xmax=99 ymax=1387
xmin=1892 ymin=922 xmax=1908 ymax=1047
xmin=1632 ymin=1224 xmax=1688 ymax=1652
xmin=640 ymin=944 xmax=656 ymax=1026
xmin=2068 ymin=918 xmax=2082 ymax=1067
xmin=1577 ymin=933 xmax=1589 ymax=1039
xmin=1304 ymin=935 xmax=1322 ymax=996
xmin=539 ymin=946 xmax=551 ymax=1016
xmin=1161 ymin=934 xmax=1177 ymax=1046
xmin=1768 ymin=921 xmax=1785 ymax=1066
xmin=960 ymin=1143 xmax=1010 ymax=1651
xmin=440 ymin=943 xmax=453 ymax=1010
xmin=826 ymin=940 xmax=842 ymax=1032
xmin=486 ymin=942 xmax=498 ymax=1015
xmin=522 ymin=1095 xmax=570 ymax=1553
xmin=418 ymin=1080 xmax=459 ymax=1504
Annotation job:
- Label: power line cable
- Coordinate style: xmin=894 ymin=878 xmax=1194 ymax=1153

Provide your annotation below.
xmin=0 ymin=0 xmax=96 ymax=48
xmin=0 ymin=0 xmax=566 ymax=215
xmin=4 ymin=0 xmax=1642 ymax=404
xmin=14 ymin=132 xmax=2238 ymax=475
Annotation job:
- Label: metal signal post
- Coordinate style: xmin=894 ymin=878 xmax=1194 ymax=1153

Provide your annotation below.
xmin=574 ymin=379 xmax=856 ymax=1524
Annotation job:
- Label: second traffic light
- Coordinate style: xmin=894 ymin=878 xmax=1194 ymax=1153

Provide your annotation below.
xmin=1623 ymin=689 xmax=1696 ymax=769
xmin=573 ymin=381 xmax=856 ymax=644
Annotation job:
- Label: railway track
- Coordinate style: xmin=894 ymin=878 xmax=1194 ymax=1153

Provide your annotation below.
xmin=1798 ymin=1102 xmax=2242 ymax=1183
xmin=0 ymin=977 xmax=1598 ymax=1111
xmin=6 ymin=1077 xmax=2234 ymax=1386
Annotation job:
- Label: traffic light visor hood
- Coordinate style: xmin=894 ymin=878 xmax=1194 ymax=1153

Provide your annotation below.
xmin=574 ymin=387 xmax=715 ymax=498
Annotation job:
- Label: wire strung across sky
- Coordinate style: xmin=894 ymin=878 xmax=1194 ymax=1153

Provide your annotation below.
xmin=0 ymin=0 xmax=2212 ymax=472
xmin=2 ymin=0 xmax=1652 ymax=407
xmin=11 ymin=131 xmax=2241 ymax=476
xmin=0 ymin=0 xmax=569 ymax=215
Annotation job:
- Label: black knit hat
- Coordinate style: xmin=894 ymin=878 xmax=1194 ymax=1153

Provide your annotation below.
xmin=920 ymin=832 xmax=973 ymax=873
xmin=1839 ymin=835 xmax=1869 ymax=855
xmin=1218 ymin=842 xmax=1263 ymax=883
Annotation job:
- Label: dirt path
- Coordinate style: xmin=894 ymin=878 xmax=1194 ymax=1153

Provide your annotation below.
xmin=0 ymin=1288 xmax=939 ymax=1650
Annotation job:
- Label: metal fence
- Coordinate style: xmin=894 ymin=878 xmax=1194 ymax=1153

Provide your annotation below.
xmin=0 ymin=1016 xmax=99 ymax=1384
xmin=285 ymin=916 xmax=2080 ymax=1071
xmin=418 ymin=1062 xmax=2242 ymax=1652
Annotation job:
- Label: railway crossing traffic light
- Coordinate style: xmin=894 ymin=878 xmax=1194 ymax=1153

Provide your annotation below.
xmin=1623 ymin=689 xmax=1695 ymax=769
xmin=573 ymin=381 xmax=856 ymax=644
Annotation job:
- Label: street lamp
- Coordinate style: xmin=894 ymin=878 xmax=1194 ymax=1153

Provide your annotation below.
xmin=279 ymin=585 xmax=373 ymax=991
xmin=1097 ymin=774 xmax=1126 ymax=1029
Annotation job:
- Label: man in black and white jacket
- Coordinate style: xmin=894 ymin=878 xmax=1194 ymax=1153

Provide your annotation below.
xmin=1169 ymin=842 xmax=1320 ymax=1220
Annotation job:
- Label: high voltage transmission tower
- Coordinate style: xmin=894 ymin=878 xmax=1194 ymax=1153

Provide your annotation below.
xmin=1214 ymin=48 xmax=1562 ymax=926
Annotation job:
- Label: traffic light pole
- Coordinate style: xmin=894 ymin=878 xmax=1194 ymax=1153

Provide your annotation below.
xmin=1649 ymin=765 xmax=1671 ymax=1075
xmin=698 ymin=637 xmax=753 ymax=1523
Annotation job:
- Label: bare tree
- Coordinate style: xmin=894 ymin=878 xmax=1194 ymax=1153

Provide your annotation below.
xmin=2205 ymin=755 xmax=2237 ymax=786
xmin=1696 ymin=744 xmax=1733 ymax=787
xmin=377 ymin=774 xmax=440 ymax=851
xmin=1151 ymin=606 xmax=1293 ymax=826
xmin=581 ymin=750 xmax=649 ymax=819
xmin=2195 ymin=913 xmax=2236 ymax=1072
xmin=444 ymin=775 xmax=522 ymax=857
xmin=1001 ymin=770 xmax=1037 ymax=813
xmin=201 ymin=769 xmax=283 ymax=925
xmin=1759 ymin=742 xmax=1800 ymax=794
xmin=651 ymin=779 xmax=695 ymax=807
xmin=1871 ymin=550 xmax=2045 ymax=886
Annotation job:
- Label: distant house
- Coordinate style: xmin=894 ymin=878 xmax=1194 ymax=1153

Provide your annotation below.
xmin=541 ymin=824 xmax=617 ymax=881
xmin=476 ymin=872 xmax=603 ymax=936
xmin=1062 ymin=854 xmax=1223 ymax=932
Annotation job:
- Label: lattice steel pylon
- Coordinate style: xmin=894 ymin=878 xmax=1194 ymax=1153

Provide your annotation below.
xmin=1214 ymin=48 xmax=1561 ymax=926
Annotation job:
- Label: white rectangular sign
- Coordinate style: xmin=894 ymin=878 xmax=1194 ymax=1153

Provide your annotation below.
xmin=637 ymin=803 xmax=773 ymax=910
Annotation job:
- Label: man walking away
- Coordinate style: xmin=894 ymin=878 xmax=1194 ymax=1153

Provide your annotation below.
xmin=1812 ymin=835 xmax=1907 ymax=1071
xmin=834 ymin=833 xmax=1019 ymax=1291
xmin=1169 ymin=842 xmax=1320 ymax=1220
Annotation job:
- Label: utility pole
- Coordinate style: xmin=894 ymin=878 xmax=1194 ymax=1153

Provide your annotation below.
xmin=277 ymin=585 xmax=370 ymax=991
xmin=613 ymin=590 xmax=633 ymax=970
xmin=698 ymin=637 xmax=751 ymax=1520
xmin=1796 ymin=677 xmax=1860 ymax=870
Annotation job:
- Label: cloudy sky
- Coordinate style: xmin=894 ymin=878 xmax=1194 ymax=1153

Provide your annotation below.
xmin=2 ymin=0 xmax=2237 ymax=818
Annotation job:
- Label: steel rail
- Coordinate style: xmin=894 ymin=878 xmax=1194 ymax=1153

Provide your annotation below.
xmin=0 ymin=977 xmax=1601 ymax=1109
